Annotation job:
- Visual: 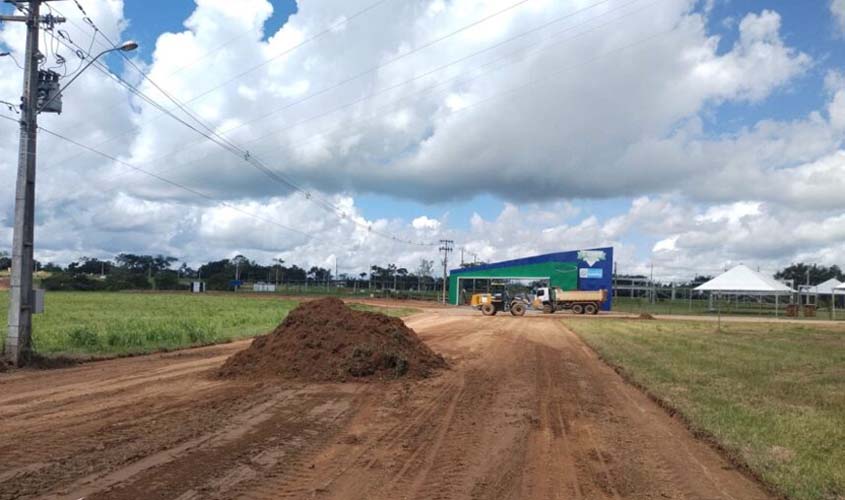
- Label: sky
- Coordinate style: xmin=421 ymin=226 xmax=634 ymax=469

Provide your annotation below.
xmin=1 ymin=0 xmax=844 ymax=281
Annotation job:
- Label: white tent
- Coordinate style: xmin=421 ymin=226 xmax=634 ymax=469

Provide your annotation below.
xmin=810 ymin=278 xmax=843 ymax=295
xmin=834 ymin=283 xmax=845 ymax=319
xmin=695 ymin=265 xmax=795 ymax=318
xmin=694 ymin=265 xmax=794 ymax=295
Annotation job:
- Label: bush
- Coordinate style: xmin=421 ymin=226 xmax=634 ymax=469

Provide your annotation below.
xmin=42 ymin=273 xmax=106 ymax=291
xmin=105 ymin=272 xmax=152 ymax=291
xmin=154 ymin=271 xmax=184 ymax=291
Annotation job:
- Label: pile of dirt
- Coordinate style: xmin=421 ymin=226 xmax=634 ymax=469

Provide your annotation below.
xmin=637 ymin=313 xmax=656 ymax=320
xmin=0 ymin=277 xmax=9 ymax=291
xmin=218 ymin=298 xmax=446 ymax=381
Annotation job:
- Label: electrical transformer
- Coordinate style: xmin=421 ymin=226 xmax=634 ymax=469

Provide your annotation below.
xmin=37 ymin=69 xmax=62 ymax=114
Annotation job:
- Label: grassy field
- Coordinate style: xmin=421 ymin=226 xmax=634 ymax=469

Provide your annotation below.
xmin=0 ymin=291 xmax=300 ymax=356
xmin=0 ymin=292 xmax=422 ymax=357
xmin=348 ymin=302 xmax=422 ymax=318
xmin=612 ymin=296 xmax=845 ymax=321
xmin=565 ymin=317 xmax=845 ymax=500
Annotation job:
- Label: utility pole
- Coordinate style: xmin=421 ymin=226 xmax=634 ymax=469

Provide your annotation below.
xmin=649 ymin=262 xmax=655 ymax=304
xmin=4 ymin=2 xmax=131 ymax=366
xmin=439 ymin=240 xmax=453 ymax=304
xmin=613 ymin=261 xmax=618 ymax=299
xmin=4 ymin=0 xmax=53 ymax=366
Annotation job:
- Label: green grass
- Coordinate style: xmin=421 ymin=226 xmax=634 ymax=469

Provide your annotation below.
xmin=0 ymin=292 xmax=422 ymax=358
xmin=612 ymin=296 xmax=845 ymax=321
xmin=565 ymin=318 xmax=845 ymax=500
xmin=348 ymin=302 xmax=421 ymax=318
xmin=0 ymin=291 xmax=296 ymax=356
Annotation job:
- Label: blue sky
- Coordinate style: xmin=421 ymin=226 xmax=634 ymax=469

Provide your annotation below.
xmin=122 ymin=1 xmax=299 ymax=57
xmin=702 ymin=1 xmax=845 ymax=132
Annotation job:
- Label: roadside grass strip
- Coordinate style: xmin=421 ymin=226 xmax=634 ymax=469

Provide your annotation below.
xmin=564 ymin=318 xmax=845 ymax=500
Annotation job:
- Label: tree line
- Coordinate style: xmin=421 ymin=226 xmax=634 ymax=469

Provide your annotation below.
xmin=3 ymin=249 xmax=840 ymax=293
xmin=2 ymin=252 xmax=442 ymax=292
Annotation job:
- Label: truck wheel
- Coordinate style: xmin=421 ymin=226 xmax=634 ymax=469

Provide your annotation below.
xmin=481 ymin=303 xmax=497 ymax=316
xmin=542 ymin=304 xmax=554 ymax=314
xmin=572 ymin=304 xmax=584 ymax=315
xmin=585 ymin=303 xmax=598 ymax=315
xmin=510 ymin=303 xmax=526 ymax=316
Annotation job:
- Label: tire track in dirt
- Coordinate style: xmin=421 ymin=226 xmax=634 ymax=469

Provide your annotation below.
xmin=0 ymin=308 xmax=776 ymax=500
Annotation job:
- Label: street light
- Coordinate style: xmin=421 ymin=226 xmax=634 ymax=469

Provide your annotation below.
xmin=37 ymin=40 xmax=139 ymax=114
xmin=4 ymin=2 xmax=138 ymax=366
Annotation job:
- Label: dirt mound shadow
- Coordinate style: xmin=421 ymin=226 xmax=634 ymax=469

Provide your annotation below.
xmin=218 ymin=298 xmax=446 ymax=382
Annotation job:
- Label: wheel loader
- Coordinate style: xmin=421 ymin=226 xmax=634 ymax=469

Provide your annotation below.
xmin=469 ymin=283 xmax=528 ymax=316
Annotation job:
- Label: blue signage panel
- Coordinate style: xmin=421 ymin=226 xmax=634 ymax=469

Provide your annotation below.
xmin=579 ymin=268 xmax=603 ymax=279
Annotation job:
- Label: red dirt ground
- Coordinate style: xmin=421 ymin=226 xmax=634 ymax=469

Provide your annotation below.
xmin=0 ymin=305 xmax=774 ymax=500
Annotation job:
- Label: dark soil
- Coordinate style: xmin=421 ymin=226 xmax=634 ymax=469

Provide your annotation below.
xmin=218 ymin=298 xmax=446 ymax=381
xmin=29 ymin=353 xmax=80 ymax=369
xmin=637 ymin=313 xmax=656 ymax=320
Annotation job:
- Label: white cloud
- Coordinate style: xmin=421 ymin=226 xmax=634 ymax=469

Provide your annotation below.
xmin=411 ymin=216 xmax=441 ymax=231
xmin=0 ymin=0 xmax=842 ymax=279
xmin=833 ymin=0 xmax=845 ymax=36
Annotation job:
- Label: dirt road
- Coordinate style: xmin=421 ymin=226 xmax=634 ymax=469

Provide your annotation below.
xmin=0 ymin=309 xmax=772 ymax=499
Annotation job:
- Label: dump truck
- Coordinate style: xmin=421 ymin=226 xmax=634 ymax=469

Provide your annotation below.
xmin=532 ymin=287 xmax=606 ymax=315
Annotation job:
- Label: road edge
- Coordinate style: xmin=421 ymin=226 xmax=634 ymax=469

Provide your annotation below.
xmin=561 ymin=322 xmax=787 ymax=500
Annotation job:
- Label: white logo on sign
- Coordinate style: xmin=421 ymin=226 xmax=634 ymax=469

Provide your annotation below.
xmin=578 ymin=250 xmax=606 ymax=267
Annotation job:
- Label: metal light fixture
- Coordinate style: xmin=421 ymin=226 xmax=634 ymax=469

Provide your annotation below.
xmin=119 ymin=40 xmax=139 ymax=52
xmin=37 ymin=40 xmax=139 ymax=114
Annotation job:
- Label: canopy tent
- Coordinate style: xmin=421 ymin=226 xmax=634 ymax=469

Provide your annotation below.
xmin=833 ymin=283 xmax=845 ymax=320
xmin=695 ymin=265 xmax=795 ymax=319
xmin=810 ymin=278 xmax=843 ymax=295
xmin=694 ymin=265 xmax=794 ymax=295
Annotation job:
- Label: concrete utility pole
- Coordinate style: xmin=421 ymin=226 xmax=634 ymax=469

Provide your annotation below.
xmin=649 ymin=262 xmax=655 ymax=304
xmin=4 ymin=0 xmax=47 ymax=366
xmin=439 ymin=240 xmax=453 ymax=304
xmin=4 ymin=1 xmax=133 ymax=366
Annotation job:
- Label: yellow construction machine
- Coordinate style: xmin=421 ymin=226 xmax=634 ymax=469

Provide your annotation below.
xmin=469 ymin=282 xmax=527 ymax=316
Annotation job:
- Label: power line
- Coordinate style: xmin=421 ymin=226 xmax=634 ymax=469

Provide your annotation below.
xmin=101 ymin=0 xmax=669 ymax=199
xmin=92 ymin=0 xmax=637 ymax=188
xmin=74 ymin=0 xmax=652 ymax=207
xmin=45 ymin=0 xmax=537 ymax=171
xmin=156 ymin=0 xmax=659 ymax=172
xmin=41 ymin=1 xmax=439 ymax=247
xmin=49 ymin=0 xmax=393 ymax=135
xmin=35 ymin=123 xmax=315 ymax=239
xmin=45 ymin=0 xmax=671 ymax=251
xmin=50 ymin=4 xmax=442 ymax=247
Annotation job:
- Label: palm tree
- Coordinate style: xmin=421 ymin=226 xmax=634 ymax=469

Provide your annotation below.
xmin=397 ymin=267 xmax=408 ymax=290
xmin=273 ymin=258 xmax=284 ymax=285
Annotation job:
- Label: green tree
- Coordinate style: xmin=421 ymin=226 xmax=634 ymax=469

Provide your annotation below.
xmin=68 ymin=257 xmax=111 ymax=275
xmin=775 ymin=263 xmax=844 ymax=285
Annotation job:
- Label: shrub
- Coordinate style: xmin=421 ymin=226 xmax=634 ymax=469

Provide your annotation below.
xmin=67 ymin=327 xmax=100 ymax=348
xmin=42 ymin=273 xmax=106 ymax=292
